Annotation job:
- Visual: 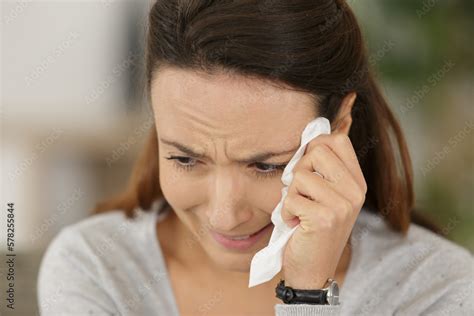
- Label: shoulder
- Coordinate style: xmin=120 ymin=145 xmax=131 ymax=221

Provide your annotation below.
xmin=352 ymin=208 xmax=473 ymax=272
xmin=37 ymin=204 xmax=167 ymax=314
xmin=348 ymin=208 xmax=474 ymax=314
xmin=36 ymin=210 xmax=134 ymax=314
xmin=40 ymin=206 xmax=158 ymax=266
xmin=38 ymin=197 xmax=168 ymax=277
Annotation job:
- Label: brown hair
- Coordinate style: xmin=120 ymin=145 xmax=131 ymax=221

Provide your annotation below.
xmin=94 ymin=0 xmax=441 ymax=235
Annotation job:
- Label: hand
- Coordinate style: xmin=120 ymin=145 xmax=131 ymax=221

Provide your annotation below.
xmin=281 ymin=132 xmax=367 ymax=289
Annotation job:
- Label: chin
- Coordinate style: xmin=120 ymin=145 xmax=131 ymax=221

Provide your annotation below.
xmin=209 ymin=249 xmax=254 ymax=272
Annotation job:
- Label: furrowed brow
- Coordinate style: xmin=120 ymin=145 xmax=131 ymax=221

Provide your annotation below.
xmin=160 ymin=138 xmax=207 ymax=158
xmin=160 ymin=138 xmax=298 ymax=163
xmin=236 ymin=148 xmax=298 ymax=164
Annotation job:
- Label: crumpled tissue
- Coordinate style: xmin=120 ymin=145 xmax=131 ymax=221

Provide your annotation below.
xmin=248 ymin=116 xmax=331 ymax=287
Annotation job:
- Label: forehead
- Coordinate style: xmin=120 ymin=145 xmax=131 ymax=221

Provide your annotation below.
xmin=150 ymin=67 xmax=317 ymax=156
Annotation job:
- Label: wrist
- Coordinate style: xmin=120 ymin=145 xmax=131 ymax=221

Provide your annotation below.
xmin=283 ymin=262 xmax=336 ymax=289
xmin=284 ymin=267 xmax=335 ymax=289
xmin=284 ymin=276 xmax=329 ymax=290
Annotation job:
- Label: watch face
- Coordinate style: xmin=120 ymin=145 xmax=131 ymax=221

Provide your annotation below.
xmin=327 ymin=281 xmax=340 ymax=305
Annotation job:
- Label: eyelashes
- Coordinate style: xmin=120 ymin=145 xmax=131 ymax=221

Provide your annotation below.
xmin=252 ymin=162 xmax=286 ymax=179
xmin=165 ymin=156 xmax=196 ymax=172
xmin=164 ymin=156 xmax=286 ymax=180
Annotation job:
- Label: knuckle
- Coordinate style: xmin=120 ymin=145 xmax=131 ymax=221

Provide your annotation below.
xmin=337 ymin=200 xmax=353 ymax=219
xmin=314 ymin=143 xmax=329 ymax=153
xmin=282 ymin=194 xmax=293 ymax=211
xmin=348 ymin=178 xmax=366 ymax=206
xmin=319 ymin=211 xmax=337 ymax=229
xmin=281 ymin=208 xmax=291 ymax=222
xmin=309 ymin=146 xmax=328 ymax=165
xmin=292 ymin=157 xmax=304 ymax=173
xmin=355 ymin=190 xmax=366 ymax=206
xmin=334 ymin=133 xmax=351 ymax=146
xmin=348 ymin=191 xmax=363 ymax=210
xmin=292 ymin=169 xmax=305 ymax=186
xmin=362 ymin=181 xmax=368 ymax=194
xmin=305 ymin=140 xmax=317 ymax=153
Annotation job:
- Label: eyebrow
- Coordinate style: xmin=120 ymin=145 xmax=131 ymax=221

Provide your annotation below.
xmin=160 ymin=138 xmax=298 ymax=163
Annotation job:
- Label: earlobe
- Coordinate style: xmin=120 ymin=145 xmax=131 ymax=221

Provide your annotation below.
xmin=334 ymin=92 xmax=357 ymax=135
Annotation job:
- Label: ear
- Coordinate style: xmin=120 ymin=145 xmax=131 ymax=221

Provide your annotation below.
xmin=333 ymin=92 xmax=357 ymax=135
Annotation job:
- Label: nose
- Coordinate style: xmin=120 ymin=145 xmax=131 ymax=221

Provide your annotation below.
xmin=207 ymin=168 xmax=252 ymax=232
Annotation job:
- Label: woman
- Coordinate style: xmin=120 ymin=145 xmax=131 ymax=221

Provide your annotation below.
xmin=38 ymin=0 xmax=473 ymax=315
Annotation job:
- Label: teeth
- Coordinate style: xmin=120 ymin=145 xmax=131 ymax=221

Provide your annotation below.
xmin=229 ymin=235 xmax=250 ymax=240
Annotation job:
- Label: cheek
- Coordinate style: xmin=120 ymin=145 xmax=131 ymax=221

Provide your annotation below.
xmin=246 ymin=179 xmax=284 ymax=215
xmin=158 ymin=156 xmax=204 ymax=209
xmin=158 ymin=154 xmax=284 ymax=215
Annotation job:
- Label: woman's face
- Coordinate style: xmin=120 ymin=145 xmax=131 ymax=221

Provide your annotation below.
xmin=151 ymin=67 xmax=317 ymax=272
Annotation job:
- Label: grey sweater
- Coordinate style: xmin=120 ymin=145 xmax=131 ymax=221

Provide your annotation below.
xmin=37 ymin=198 xmax=474 ymax=315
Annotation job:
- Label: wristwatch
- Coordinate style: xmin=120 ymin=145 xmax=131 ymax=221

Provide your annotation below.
xmin=275 ymin=278 xmax=340 ymax=305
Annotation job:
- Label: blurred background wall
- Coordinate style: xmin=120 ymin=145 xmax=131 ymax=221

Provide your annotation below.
xmin=0 ymin=0 xmax=472 ymax=315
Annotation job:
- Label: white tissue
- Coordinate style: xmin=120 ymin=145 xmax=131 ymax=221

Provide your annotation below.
xmin=248 ymin=116 xmax=331 ymax=287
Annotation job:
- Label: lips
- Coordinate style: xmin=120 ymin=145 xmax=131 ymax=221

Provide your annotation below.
xmin=228 ymin=234 xmax=251 ymax=240
xmin=210 ymin=223 xmax=274 ymax=251
xmin=218 ymin=223 xmax=272 ymax=239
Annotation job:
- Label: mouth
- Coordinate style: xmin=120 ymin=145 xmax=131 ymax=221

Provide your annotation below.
xmin=210 ymin=222 xmax=274 ymax=251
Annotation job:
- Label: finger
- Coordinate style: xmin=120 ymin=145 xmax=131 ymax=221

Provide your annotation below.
xmin=296 ymin=145 xmax=364 ymax=209
xmin=281 ymin=192 xmax=347 ymax=234
xmin=281 ymin=192 xmax=314 ymax=227
xmin=288 ymin=169 xmax=354 ymax=217
xmin=305 ymin=133 xmax=367 ymax=192
xmin=296 ymin=143 xmax=351 ymax=185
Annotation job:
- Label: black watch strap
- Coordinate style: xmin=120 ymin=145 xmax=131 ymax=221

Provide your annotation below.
xmin=275 ymin=279 xmax=327 ymax=304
